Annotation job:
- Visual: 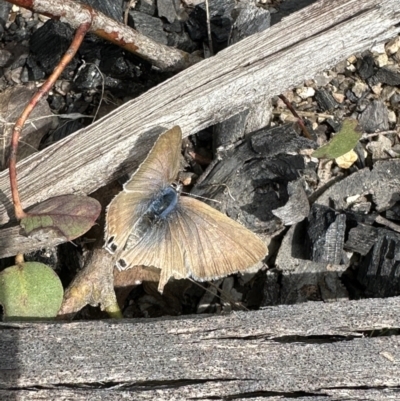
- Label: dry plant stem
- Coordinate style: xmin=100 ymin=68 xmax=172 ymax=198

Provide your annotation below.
xmin=278 ymin=94 xmax=313 ymax=140
xmin=5 ymin=0 xmax=201 ymax=71
xmin=9 ymin=22 xmax=91 ymax=220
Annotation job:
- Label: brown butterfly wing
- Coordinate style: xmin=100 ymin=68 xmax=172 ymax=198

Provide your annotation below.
xmin=119 ymin=195 xmax=267 ymax=292
xmin=177 ymin=197 xmax=267 ymax=281
xmin=104 ymin=126 xmax=182 ymax=254
xmin=117 ymin=216 xmax=186 ymax=291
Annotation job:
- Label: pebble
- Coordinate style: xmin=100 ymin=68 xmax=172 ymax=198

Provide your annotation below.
xmin=346 ymin=63 xmax=356 ymax=72
xmin=375 ymin=53 xmax=389 ymax=67
xmin=388 ymin=110 xmax=397 ymax=123
xmin=352 ymin=80 xmax=368 ymax=98
xmin=296 ymin=86 xmax=315 ymax=100
xmin=332 ymin=92 xmax=345 ymax=103
xmin=314 ymin=71 xmax=336 ymax=86
xmin=386 ymin=36 xmax=400 ymax=55
xmin=0 ymin=49 xmax=11 ymax=67
xmin=335 ymin=149 xmax=358 ymax=169
xmin=371 ymin=83 xmax=382 ymax=96
xmin=347 ymin=55 xmax=357 ymax=64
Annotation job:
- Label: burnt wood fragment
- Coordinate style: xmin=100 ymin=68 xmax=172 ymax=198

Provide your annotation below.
xmin=369 ymin=66 xmax=400 ymax=86
xmin=307 ymin=204 xmax=346 ymax=264
xmin=314 ymin=88 xmax=338 ymax=112
xmin=272 ymin=178 xmax=310 ymax=226
xmin=28 ymin=19 xmax=76 ymax=78
xmin=129 ymin=11 xmax=168 ymax=45
xmin=316 ymin=160 xmax=400 ymax=213
xmin=272 ymin=221 xmax=349 ymax=305
xmin=357 ymin=53 xmax=375 ymax=80
xmin=250 ymin=123 xmax=317 ymax=156
xmin=357 ymin=229 xmax=400 ymax=297
xmin=192 ymin=130 xmax=307 ymax=234
xmin=345 ymin=223 xmax=379 ymax=256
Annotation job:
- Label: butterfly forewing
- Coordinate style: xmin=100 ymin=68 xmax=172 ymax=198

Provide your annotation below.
xmin=105 ymin=126 xmax=182 ymax=254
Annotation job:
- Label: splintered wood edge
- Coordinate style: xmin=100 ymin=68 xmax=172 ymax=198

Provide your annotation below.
xmin=0 ymin=297 xmax=399 ymax=396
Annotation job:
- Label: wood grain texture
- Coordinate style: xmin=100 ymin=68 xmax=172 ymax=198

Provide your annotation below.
xmin=0 ymin=297 xmax=399 ymax=399
xmin=0 ymin=0 xmax=399 ymax=257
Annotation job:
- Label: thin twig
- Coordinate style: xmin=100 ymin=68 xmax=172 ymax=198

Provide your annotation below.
xmin=375 ymin=215 xmax=400 ymax=234
xmin=9 ymin=22 xmax=92 ymax=220
xmin=278 ymin=94 xmax=313 ymax=139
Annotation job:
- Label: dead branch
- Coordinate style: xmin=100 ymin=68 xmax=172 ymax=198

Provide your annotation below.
xmin=6 ymin=0 xmax=201 ymax=71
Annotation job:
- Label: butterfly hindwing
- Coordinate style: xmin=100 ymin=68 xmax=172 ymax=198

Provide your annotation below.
xmin=176 ymin=197 xmax=267 ymax=281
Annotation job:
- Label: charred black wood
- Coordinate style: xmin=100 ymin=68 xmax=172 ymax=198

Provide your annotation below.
xmin=357 ymin=229 xmax=400 ymax=297
xmin=272 ymin=178 xmax=310 ymax=226
xmin=306 ymin=204 xmax=347 ymax=264
xmin=314 ymin=88 xmax=338 ymax=112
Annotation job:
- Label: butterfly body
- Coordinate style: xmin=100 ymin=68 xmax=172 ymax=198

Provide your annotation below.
xmin=105 ymin=126 xmax=267 ymax=292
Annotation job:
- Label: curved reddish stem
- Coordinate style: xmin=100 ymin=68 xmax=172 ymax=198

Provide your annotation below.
xmin=9 ymin=22 xmax=91 ymax=220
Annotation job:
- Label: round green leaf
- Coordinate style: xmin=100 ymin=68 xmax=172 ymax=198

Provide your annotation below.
xmin=0 ymin=262 xmax=64 ymax=321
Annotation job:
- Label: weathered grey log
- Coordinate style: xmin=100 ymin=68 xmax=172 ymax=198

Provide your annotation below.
xmin=0 ymin=0 xmax=399 ymax=257
xmin=0 ymin=297 xmax=399 ymax=399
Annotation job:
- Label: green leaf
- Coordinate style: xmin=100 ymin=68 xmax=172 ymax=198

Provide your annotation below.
xmin=0 ymin=262 xmax=63 ymax=321
xmin=312 ymin=119 xmax=361 ymax=159
xmin=20 ymin=194 xmax=101 ymax=241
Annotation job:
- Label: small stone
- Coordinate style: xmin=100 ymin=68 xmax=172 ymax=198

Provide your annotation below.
xmin=346 ymin=63 xmax=356 ymax=72
xmin=369 ymin=67 xmax=400 ymax=86
xmin=386 ymin=36 xmax=400 ymax=55
xmin=370 ymin=83 xmax=382 ymax=96
xmin=359 ymin=100 xmax=389 ymax=133
xmin=332 ymin=92 xmax=345 ymax=103
xmin=0 ymin=49 xmax=11 ymax=67
xmin=296 ymin=86 xmax=315 ymax=100
xmin=375 ymin=53 xmax=389 ymax=67
xmin=38 ymin=14 xmax=50 ymax=23
xmin=380 ymin=86 xmax=396 ymax=102
xmin=20 ymin=7 xmax=33 ymax=19
xmin=314 ymin=88 xmax=338 ymax=111
xmin=334 ymin=60 xmax=347 ymax=74
xmin=388 ymin=110 xmax=397 ymax=124
xmin=347 ymin=55 xmax=357 ymax=64
xmin=366 ymin=134 xmax=392 ymax=160
xmin=335 ymin=149 xmax=358 ymax=169
xmin=157 ymin=0 xmax=182 ymax=23
xmin=314 ymin=71 xmax=336 ymax=86
xmin=352 ymin=80 xmax=368 ymax=98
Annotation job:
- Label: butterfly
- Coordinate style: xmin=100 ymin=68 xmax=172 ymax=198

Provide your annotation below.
xmin=105 ymin=126 xmax=267 ymax=292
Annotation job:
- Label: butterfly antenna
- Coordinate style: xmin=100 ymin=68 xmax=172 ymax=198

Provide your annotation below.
xmin=181 ymin=191 xmax=221 ymax=204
